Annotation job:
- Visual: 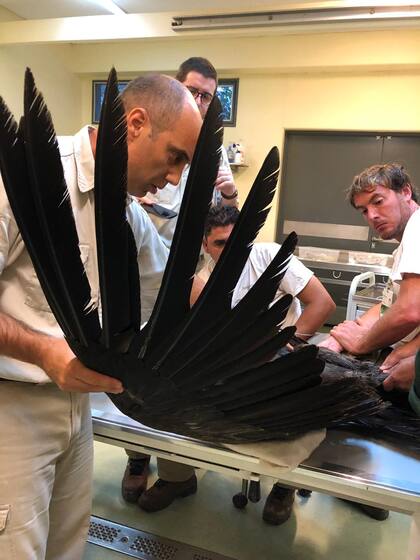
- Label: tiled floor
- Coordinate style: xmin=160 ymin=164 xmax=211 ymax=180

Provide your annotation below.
xmin=84 ymin=441 xmax=411 ymax=560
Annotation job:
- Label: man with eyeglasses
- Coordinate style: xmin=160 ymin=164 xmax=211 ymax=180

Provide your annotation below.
xmin=139 ymin=57 xmax=239 ymax=248
xmin=122 ymin=58 xmax=238 ymax=512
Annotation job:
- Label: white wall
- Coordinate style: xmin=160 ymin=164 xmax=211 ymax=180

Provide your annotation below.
xmin=2 ymin=27 xmax=420 ymax=239
xmin=72 ymin=30 xmax=420 ymax=240
xmin=0 ymin=44 xmax=81 ymax=134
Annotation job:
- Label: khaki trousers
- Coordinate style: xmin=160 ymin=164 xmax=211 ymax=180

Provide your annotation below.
xmin=126 ymin=449 xmax=194 ymax=482
xmin=0 ymin=380 xmax=93 ymax=560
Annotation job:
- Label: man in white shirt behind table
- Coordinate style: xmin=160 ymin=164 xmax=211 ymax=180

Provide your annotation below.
xmin=195 ymin=205 xmax=335 ymax=526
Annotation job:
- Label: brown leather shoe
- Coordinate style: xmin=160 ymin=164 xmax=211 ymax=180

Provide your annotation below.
xmin=262 ymin=484 xmax=295 ymax=525
xmin=138 ymin=475 xmax=197 ymax=512
xmin=121 ymin=457 xmax=150 ymax=503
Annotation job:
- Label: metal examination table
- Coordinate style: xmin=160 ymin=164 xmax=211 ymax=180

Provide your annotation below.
xmin=90 ymin=393 xmax=420 ymax=559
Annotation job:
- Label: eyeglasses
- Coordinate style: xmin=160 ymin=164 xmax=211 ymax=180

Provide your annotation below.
xmin=186 ymin=86 xmax=213 ymax=105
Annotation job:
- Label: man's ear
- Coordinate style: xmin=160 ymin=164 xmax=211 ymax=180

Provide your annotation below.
xmin=126 ymin=107 xmax=149 ymax=141
xmin=403 ymin=183 xmax=415 ymax=200
xmin=202 ymin=236 xmax=209 ymax=254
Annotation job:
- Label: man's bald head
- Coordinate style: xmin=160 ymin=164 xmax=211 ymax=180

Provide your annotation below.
xmin=121 ymin=74 xmax=189 ymax=135
xmin=119 ymin=73 xmax=202 ymax=197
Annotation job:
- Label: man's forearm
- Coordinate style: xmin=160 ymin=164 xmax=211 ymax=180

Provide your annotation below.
xmin=0 ymin=311 xmax=123 ymax=393
xmin=351 ymin=302 xmax=418 ymax=354
xmin=0 ymin=312 xmax=52 ymax=370
xmin=295 ymin=301 xmax=334 ymax=340
xmin=356 ymin=303 xmax=381 ymax=327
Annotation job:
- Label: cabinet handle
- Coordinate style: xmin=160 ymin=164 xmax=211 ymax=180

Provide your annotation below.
xmin=332 ymin=271 xmax=342 ymax=279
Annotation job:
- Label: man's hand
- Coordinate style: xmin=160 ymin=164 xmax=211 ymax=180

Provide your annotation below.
xmin=39 ymin=338 xmax=123 ymax=394
xmin=214 ymin=168 xmax=237 ymax=198
xmin=381 ymin=347 xmax=406 ymax=371
xmin=136 ymin=194 xmax=155 ymax=206
xmin=318 ymin=335 xmax=343 ymax=353
xmin=330 ymin=319 xmax=370 ymax=355
xmin=382 ymin=354 xmax=415 ymax=392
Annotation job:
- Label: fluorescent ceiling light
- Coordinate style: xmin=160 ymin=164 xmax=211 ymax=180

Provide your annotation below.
xmin=172 ymin=6 xmax=420 ymax=31
xmin=91 ymin=0 xmax=126 ymax=16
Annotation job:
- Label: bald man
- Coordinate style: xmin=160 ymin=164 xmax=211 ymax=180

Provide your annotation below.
xmin=0 ymin=73 xmax=202 ymax=560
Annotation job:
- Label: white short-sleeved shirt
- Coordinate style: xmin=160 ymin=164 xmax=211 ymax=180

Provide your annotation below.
xmin=0 ymin=126 xmax=168 ymax=383
xmin=198 ymin=243 xmax=313 ymax=328
xmin=147 ymin=146 xmax=231 ymax=248
xmin=381 ymin=207 xmax=420 ymax=345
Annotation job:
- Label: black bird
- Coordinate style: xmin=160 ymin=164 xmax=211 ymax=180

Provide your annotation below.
xmin=0 ymin=68 xmax=401 ymax=445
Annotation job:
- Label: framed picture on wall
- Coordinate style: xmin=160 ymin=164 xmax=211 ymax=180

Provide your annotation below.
xmin=216 ymin=78 xmax=239 ymax=127
xmin=92 ymin=80 xmax=129 ymax=124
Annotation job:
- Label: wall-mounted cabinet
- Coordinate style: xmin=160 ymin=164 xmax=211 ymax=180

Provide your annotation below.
xmin=276 ymin=130 xmax=420 ymax=323
xmin=276 ymin=131 xmax=420 ymax=254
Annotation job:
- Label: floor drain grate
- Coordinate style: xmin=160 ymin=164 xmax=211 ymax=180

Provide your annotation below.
xmin=88 ymin=515 xmax=236 ymax=560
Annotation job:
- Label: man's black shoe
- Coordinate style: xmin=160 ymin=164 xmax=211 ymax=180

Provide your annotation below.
xmin=262 ymin=484 xmax=295 ymax=525
xmin=138 ymin=475 xmax=197 ymax=512
xmin=356 ymin=503 xmax=390 ymax=521
xmin=121 ymin=457 xmax=150 ymax=503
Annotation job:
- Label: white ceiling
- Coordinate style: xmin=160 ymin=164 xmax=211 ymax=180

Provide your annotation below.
xmin=0 ymin=0 xmax=329 ymax=20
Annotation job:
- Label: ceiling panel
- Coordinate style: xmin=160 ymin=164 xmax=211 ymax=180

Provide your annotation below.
xmin=117 ymin=0 xmax=320 ymax=14
xmin=0 ymin=0 xmax=112 ymax=19
xmin=0 ymin=0 xmax=328 ymax=20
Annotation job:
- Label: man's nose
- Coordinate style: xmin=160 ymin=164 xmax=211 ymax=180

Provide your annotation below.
xmin=366 ymin=207 xmax=379 ymax=222
xmin=166 ymin=164 xmax=185 ymax=186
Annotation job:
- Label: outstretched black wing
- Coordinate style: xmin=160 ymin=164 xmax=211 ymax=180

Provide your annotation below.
xmin=319 ymin=347 xmax=420 ymax=450
xmin=0 ymin=68 xmax=390 ymax=444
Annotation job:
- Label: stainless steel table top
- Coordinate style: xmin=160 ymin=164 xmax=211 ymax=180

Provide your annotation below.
xmin=91 ymin=393 xmax=420 ymax=503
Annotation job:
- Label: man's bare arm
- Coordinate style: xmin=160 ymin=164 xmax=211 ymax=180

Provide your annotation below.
xmin=294 ymin=276 xmax=335 ymax=340
xmin=214 ymin=167 xmax=239 ymax=207
xmin=0 ymin=312 xmax=123 ymax=393
xmin=331 ymin=274 xmax=420 ymax=354
xmin=319 ymin=303 xmax=381 ymax=353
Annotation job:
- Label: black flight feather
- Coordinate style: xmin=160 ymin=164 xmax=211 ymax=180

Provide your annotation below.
xmin=94 ymin=67 xmax=140 ymax=350
xmin=167 ymin=294 xmax=293 ymax=387
xmin=162 ymin=147 xmax=281 ymax=359
xmin=157 ymin=234 xmax=297 ymax=381
xmin=140 ymin=96 xmax=223 ymax=359
xmin=145 ymin=161 xmax=294 ymax=378
xmin=22 ymin=69 xmax=101 ymax=346
xmin=194 ymin=147 xmax=280 ymax=314
xmin=0 ymin=100 xmax=75 ymax=337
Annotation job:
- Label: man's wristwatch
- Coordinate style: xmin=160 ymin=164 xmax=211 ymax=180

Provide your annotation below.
xmin=221 ymin=189 xmax=238 ymax=200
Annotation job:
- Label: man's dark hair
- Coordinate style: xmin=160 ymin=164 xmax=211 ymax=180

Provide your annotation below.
xmin=176 ymin=57 xmax=218 ymax=86
xmin=121 ymin=73 xmax=187 ymax=134
xmin=347 ymin=162 xmax=418 ymax=206
xmin=204 ymin=205 xmax=239 ymax=237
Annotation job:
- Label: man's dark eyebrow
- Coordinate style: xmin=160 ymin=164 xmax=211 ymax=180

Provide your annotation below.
xmin=354 ymin=192 xmax=381 ymax=210
xmin=168 ymin=145 xmax=189 ymax=162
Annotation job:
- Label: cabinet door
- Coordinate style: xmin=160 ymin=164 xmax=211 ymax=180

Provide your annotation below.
xmin=276 ymin=132 xmax=383 ymax=251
